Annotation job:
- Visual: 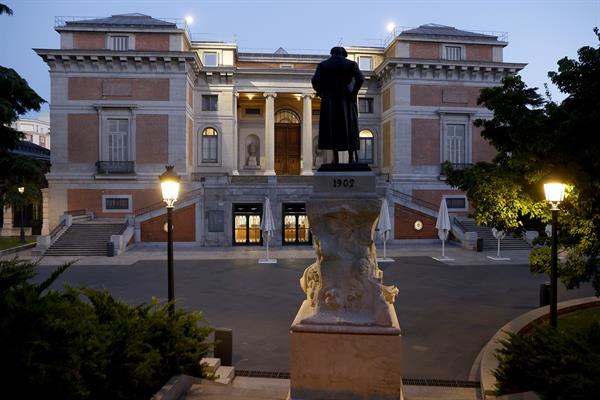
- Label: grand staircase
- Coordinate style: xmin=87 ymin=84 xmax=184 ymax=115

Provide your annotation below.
xmin=454 ymin=217 xmax=531 ymax=250
xmin=45 ymin=220 xmax=126 ymax=256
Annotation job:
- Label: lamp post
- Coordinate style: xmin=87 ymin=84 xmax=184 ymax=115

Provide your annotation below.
xmin=544 ymin=181 xmax=566 ymax=328
xmin=160 ymin=165 xmax=180 ymax=316
xmin=18 ymin=186 xmax=25 ymax=243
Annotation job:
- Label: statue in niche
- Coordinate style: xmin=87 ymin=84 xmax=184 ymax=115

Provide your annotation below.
xmin=312 ymin=46 xmax=364 ymax=164
xmin=245 ymin=136 xmax=259 ymax=168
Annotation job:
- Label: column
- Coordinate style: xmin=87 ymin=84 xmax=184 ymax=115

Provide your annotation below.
xmin=301 ymin=94 xmax=314 ymax=175
xmin=1 ymin=205 xmax=13 ymax=235
xmin=263 ymin=92 xmax=277 ymax=175
xmin=41 ymin=188 xmax=50 ymax=235
xmin=232 ymin=92 xmax=239 ymax=175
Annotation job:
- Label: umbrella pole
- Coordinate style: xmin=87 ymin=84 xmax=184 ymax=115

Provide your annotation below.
xmin=266 ymin=238 xmax=270 ymax=260
xmin=383 ymin=238 xmax=387 ymax=259
xmin=497 ymin=238 xmax=500 ymax=258
xmin=442 ymin=237 xmax=445 ymax=258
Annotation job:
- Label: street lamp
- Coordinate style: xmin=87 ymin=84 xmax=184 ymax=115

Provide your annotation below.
xmin=160 ymin=165 xmax=181 ymax=315
xmin=18 ymin=186 xmax=25 ymax=243
xmin=544 ymin=181 xmax=566 ymax=328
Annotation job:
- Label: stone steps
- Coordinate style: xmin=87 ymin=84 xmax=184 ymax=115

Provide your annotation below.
xmin=45 ymin=222 xmax=125 ymax=256
xmin=455 ymin=218 xmax=530 ymax=250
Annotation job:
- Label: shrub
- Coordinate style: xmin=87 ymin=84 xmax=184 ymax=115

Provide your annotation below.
xmin=494 ymin=322 xmax=600 ymax=399
xmin=0 ymin=258 xmax=212 ymax=400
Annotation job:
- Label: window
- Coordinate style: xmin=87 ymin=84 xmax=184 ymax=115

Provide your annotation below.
xmin=283 ymin=203 xmax=311 ymax=245
xmin=39 ymin=136 xmax=46 ymax=147
xmin=245 ymin=108 xmax=261 ymax=115
xmin=202 ymin=95 xmax=218 ymax=111
xmin=111 ymin=36 xmax=129 ymax=51
xmin=203 ymin=52 xmax=218 ymax=66
xmin=358 ymin=129 xmax=374 ymax=164
xmin=107 ymin=118 xmax=130 ymax=161
xmin=232 ymin=204 xmax=262 ymax=245
xmin=102 ymin=195 xmax=132 ymax=212
xmin=358 ymin=97 xmax=374 ymax=113
xmin=444 ymin=124 xmax=466 ymax=164
xmin=445 ymin=196 xmax=467 ymax=211
xmin=357 ymin=56 xmax=373 ymax=71
xmin=280 ymin=64 xmax=294 ymax=69
xmin=201 ymin=127 xmax=218 ymax=163
xmin=445 ymin=45 xmax=462 ymax=61
xmin=274 ymin=109 xmax=300 ymax=124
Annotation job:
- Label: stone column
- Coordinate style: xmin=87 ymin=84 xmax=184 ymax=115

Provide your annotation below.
xmin=1 ymin=205 xmax=13 ymax=236
xmin=301 ymin=94 xmax=314 ymax=175
xmin=41 ymin=188 xmax=50 ymax=235
xmin=263 ymin=92 xmax=277 ymax=175
xmin=232 ymin=92 xmax=240 ymax=175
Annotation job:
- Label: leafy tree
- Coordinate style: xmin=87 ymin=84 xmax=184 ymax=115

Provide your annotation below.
xmin=444 ymin=28 xmax=600 ymax=294
xmin=0 ymin=5 xmax=47 ymax=216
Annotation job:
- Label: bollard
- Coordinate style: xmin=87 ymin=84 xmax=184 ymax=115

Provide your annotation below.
xmin=214 ymin=328 xmax=232 ymax=366
xmin=539 ymin=282 xmax=551 ymax=307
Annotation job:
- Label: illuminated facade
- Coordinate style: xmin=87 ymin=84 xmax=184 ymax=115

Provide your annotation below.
xmin=36 ymin=14 xmax=525 ymax=246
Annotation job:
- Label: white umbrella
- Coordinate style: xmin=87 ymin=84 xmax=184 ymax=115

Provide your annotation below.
xmin=435 ymin=199 xmax=452 ymax=260
xmin=259 ymin=197 xmax=277 ymax=264
xmin=377 ymin=199 xmax=393 ymax=262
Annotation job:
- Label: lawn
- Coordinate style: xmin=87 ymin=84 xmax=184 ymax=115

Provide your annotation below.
xmin=0 ymin=237 xmax=35 ymax=251
xmin=559 ymin=306 xmax=600 ymax=332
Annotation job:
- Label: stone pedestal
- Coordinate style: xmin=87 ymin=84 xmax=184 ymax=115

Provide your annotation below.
xmin=289 ymin=166 xmax=402 ymax=400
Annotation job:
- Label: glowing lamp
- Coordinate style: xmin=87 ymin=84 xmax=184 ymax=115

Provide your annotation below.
xmin=544 ymin=182 xmax=566 ymax=210
xmin=386 ymin=22 xmax=396 ymax=33
xmin=18 ymin=186 xmax=24 ymax=194
xmin=185 ymin=15 xmax=194 ymax=25
xmin=160 ymin=165 xmax=180 ymax=208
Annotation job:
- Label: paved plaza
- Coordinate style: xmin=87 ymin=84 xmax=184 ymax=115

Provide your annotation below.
xmin=28 ymin=244 xmax=594 ymax=380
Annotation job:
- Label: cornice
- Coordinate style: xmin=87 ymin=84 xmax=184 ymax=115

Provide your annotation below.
xmin=35 ymin=49 xmax=202 ymax=75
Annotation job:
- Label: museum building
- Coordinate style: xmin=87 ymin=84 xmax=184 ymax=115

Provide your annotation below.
xmin=35 ymin=14 xmax=525 ymax=247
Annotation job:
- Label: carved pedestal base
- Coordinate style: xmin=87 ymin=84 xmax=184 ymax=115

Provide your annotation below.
xmin=289 ymin=301 xmax=403 ymax=400
xmin=289 ymin=168 xmax=403 ymax=399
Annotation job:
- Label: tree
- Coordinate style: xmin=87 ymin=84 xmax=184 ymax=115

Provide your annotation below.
xmin=0 ymin=5 xmax=47 ymax=216
xmin=444 ymin=28 xmax=600 ymax=294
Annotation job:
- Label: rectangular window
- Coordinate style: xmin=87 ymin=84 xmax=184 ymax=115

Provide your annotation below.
xmin=111 ymin=36 xmax=129 ymax=51
xmin=232 ymin=204 xmax=263 ymax=245
xmin=445 ymin=197 xmax=467 ymax=210
xmin=107 ymin=118 xmax=130 ymax=161
xmin=312 ymin=109 xmax=320 ymax=116
xmin=202 ymin=95 xmax=218 ymax=111
xmin=445 ymin=46 xmax=462 ymax=61
xmin=280 ymin=64 xmax=294 ymax=69
xmin=201 ymin=127 xmax=218 ymax=163
xmin=445 ymin=124 xmax=466 ymax=165
xmin=358 ymin=97 xmax=374 ymax=113
xmin=283 ymin=203 xmax=311 ymax=245
xmin=203 ymin=52 xmax=218 ymax=66
xmin=102 ymin=195 xmax=132 ymax=212
xmin=245 ymin=108 xmax=261 ymax=115
xmin=357 ymin=56 xmax=373 ymax=71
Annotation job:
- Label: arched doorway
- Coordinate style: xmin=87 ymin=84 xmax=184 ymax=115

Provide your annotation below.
xmin=274 ymin=109 xmax=301 ymax=175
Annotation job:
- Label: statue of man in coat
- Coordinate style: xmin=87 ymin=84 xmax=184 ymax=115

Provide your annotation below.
xmin=312 ymin=46 xmax=364 ymax=164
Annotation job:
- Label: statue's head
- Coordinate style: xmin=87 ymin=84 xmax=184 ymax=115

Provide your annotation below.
xmin=330 ymin=46 xmax=348 ymax=58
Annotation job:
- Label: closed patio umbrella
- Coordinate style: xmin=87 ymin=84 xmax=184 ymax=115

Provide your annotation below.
xmin=377 ymin=198 xmax=394 ymax=262
xmin=434 ymin=198 xmax=453 ymax=261
xmin=259 ymin=197 xmax=277 ymax=264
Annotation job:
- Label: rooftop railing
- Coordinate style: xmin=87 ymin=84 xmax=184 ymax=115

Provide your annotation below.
xmin=383 ymin=26 xmax=508 ymax=47
xmin=54 ymin=16 xmax=191 ymax=39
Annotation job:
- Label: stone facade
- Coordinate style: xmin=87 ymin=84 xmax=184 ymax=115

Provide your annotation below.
xmin=35 ymin=15 xmax=526 ymax=246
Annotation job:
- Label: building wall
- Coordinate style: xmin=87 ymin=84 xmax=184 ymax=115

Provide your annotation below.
xmin=140 ymin=204 xmax=196 ymax=242
xmin=394 ymin=204 xmax=437 ymax=239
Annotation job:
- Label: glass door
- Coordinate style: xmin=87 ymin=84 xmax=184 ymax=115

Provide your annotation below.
xmin=232 ymin=204 xmax=263 ymax=245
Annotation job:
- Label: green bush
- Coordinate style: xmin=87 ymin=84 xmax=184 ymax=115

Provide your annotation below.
xmin=494 ymin=322 xmax=600 ymax=399
xmin=0 ymin=258 xmax=212 ymax=400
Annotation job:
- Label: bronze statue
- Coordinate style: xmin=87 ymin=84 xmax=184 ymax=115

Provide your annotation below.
xmin=312 ymin=47 xmax=364 ymax=164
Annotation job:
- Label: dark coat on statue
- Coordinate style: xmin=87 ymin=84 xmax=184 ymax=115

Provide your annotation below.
xmin=312 ymin=52 xmax=364 ymax=151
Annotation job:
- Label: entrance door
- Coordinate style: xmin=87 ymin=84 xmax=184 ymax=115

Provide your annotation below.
xmin=275 ymin=124 xmax=301 ymax=175
xmin=232 ymin=203 xmax=263 ymax=245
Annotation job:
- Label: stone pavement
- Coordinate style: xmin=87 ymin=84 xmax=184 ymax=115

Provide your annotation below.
xmin=13 ymin=240 xmax=532 ymax=267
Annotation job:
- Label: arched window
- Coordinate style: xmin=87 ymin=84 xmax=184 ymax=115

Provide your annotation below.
xmin=274 ymin=109 xmax=300 ymax=124
xmin=358 ymin=129 xmax=374 ymax=164
xmin=202 ymin=127 xmax=218 ymax=163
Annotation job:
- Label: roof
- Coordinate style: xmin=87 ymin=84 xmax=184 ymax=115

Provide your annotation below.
xmin=400 ymin=23 xmax=499 ymax=41
xmin=65 ymin=13 xmax=177 ymax=29
xmin=11 ymin=141 xmax=51 ymax=162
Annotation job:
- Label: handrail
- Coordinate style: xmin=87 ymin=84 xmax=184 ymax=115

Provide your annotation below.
xmin=452 ymin=216 xmax=467 ymax=232
xmin=133 ymin=188 xmax=204 ymax=216
xmin=49 ymin=219 xmax=66 ymax=239
xmin=65 ymin=209 xmax=87 ymax=216
xmin=117 ymin=218 xmax=129 ymax=235
xmin=387 ymin=189 xmax=439 ymax=212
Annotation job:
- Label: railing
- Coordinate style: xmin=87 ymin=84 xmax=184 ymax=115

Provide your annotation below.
xmin=442 ymin=163 xmax=473 ymax=171
xmin=96 ymin=161 xmax=135 ymax=174
xmin=383 ymin=25 xmax=508 ymax=47
xmin=387 ymin=189 xmax=439 ymax=213
xmin=453 ymin=216 xmax=468 ymax=233
xmin=65 ymin=209 xmax=87 ymax=216
xmin=133 ymin=188 xmax=204 ymax=216
xmin=55 ymin=16 xmax=191 ymax=38
xmin=49 ymin=219 xmax=66 ymax=239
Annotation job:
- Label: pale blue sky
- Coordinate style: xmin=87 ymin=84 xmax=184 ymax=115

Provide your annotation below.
xmin=1 ymin=0 xmax=599 ymax=116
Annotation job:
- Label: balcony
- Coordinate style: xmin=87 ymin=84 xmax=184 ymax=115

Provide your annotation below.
xmin=96 ymin=161 xmax=135 ymax=175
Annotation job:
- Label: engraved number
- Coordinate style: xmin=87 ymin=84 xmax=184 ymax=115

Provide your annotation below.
xmin=333 ymin=178 xmax=355 ymax=188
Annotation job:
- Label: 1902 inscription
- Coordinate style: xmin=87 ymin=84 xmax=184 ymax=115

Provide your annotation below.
xmin=333 ymin=178 xmax=355 ymax=188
